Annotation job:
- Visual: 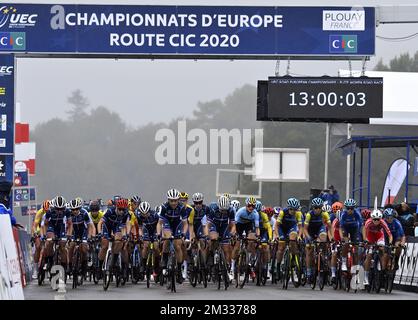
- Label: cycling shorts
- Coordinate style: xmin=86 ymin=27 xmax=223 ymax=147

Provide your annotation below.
xmin=209 ymin=223 xmax=231 ymax=244
xmin=278 ymin=224 xmax=298 ymax=241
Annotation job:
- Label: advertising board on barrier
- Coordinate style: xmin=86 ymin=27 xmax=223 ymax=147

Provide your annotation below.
xmin=0 ymin=215 xmax=24 ymax=299
xmin=395 ymin=238 xmax=418 ymax=291
xmin=0 ymin=4 xmax=375 ymax=57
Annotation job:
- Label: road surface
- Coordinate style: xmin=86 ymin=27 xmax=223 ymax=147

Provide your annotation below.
xmin=24 ymin=279 xmax=418 ymax=300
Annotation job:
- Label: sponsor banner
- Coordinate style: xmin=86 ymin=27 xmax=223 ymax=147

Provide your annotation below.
xmin=381 ymin=158 xmax=410 ymax=206
xmin=395 ymin=239 xmax=418 ymax=290
xmin=0 ymin=4 xmax=375 ymax=56
xmin=13 ymin=170 xmax=28 ymax=186
xmin=17 ymin=229 xmax=33 ymax=284
xmin=0 ymin=215 xmax=24 ymax=299
xmin=0 ymin=153 xmax=13 ymax=181
xmin=20 ymin=204 xmax=39 ymax=216
xmin=0 ymin=54 xmax=14 ymax=154
xmin=13 ymin=186 xmax=36 ymax=202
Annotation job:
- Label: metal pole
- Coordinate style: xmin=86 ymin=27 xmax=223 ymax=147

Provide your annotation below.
xmin=346 ymin=124 xmax=352 ymax=199
xmin=406 ymin=141 xmax=410 ymax=202
xmin=324 ymin=123 xmax=330 ymax=189
xmin=279 ymin=182 xmax=283 ymax=207
xmin=352 ymin=151 xmax=356 ymax=199
xmin=360 ymin=148 xmax=364 ymax=207
xmin=367 ymin=139 xmax=372 ymax=208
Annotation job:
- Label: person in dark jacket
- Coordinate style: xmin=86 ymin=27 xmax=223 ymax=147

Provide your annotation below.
xmin=320 ymin=185 xmax=340 ymax=205
xmin=394 ymin=202 xmax=416 ymax=237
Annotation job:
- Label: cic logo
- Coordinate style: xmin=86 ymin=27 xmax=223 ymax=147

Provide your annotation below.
xmin=0 ymin=32 xmax=25 ymax=50
xmin=329 ymin=35 xmax=357 ymax=53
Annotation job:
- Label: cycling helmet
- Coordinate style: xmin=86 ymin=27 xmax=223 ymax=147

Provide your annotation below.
xmin=138 ymin=201 xmax=151 ymax=215
xmin=231 ymin=200 xmax=240 ymax=211
xmin=255 ymin=200 xmax=262 ymax=212
xmin=273 ymin=206 xmax=282 ymax=215
xmin=311 ymin=197 xmax=324 ymax=207
xmin=371 ymin=209 xmax=383 ymax=220
xmin=89 ymin=200 xmax=100 ymax=212
xmin=115 ymin=198 xmax=128 ymax=209
xmin=286 ymin=198 xmax=300 ymax=209
xmin=264 ymin=207 xmax=274 ymax=217
xmin=322 ymin=204 xmax=332 ymax=213
xmin=54 ymin=196 xmax=66 ymax=209
xmin=209 ymin=202 xmax=218 ymax=212
xmin=180 ymin=192 xmax=189 ymax=200
xmin=344 ymin=198 xmax=357 ymax=208
xmin=42 ymin=200 xmax=50 ymax=212
xmin=332 ymin=202 xmax=344 ymax=213
xmin=192 ymin=192 xmax=204 ymax=202
xmin=383 ymin=208 xmax=396 ymax=218
xmin=218 ymin=196 xmax=231 ymax=210
xmin=69 ymin=198 xmax=82 ymax=210
xmin=167 ymin=188 xmax=180 ymax=200
xmin=131 ymin=195 xmax=141 ymax=204
xmin=361 ymin=208 xmax=371 ymax=220
xmin=223 ymin=193 xmax=231 ymax=200
xmin=245 ymin=196 xmax=257 ymax=206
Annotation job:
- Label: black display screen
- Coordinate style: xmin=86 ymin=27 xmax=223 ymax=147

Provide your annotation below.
xmin=259 ymin=76 xmax=383 ymax=123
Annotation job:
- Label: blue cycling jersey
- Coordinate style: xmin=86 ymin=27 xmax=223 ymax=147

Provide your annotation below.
xmin=207 ymin=204 xmax=235 ymax=227
xmin=159 ymin=202 xmax=187 ymax=222
xmin=235 ymin=207 xmax=260 ymax=228
xmin=386 ymin=218 xmax=405 ymax=239
xmin=69 ymin=209 xmax=91 ymax=238
xmin=340 ymin=209 xmax=363 ymax=231
xmin=102 ymin=207 xmax=129 ymax=229
xmin=0 ymin=203 xmax=16 ymax=226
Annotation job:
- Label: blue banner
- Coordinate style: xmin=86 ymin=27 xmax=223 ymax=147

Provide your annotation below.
xmin=0 ymin=4 xmax=375 ymax=57
xmin=13 ymin=187 xmax=36 ymax=202
xmin=0 ymin=54 xmax=14 ymax=154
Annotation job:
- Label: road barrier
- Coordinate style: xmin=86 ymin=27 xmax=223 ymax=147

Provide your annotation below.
xmin=0 ymin=215 xmax=24 ymax=299
xmin=394 ymin=236 xmax=418 ymax=293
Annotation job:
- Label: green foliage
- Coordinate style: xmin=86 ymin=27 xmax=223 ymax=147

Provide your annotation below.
xmin=374 ymin=51 xmax=418 ymax=72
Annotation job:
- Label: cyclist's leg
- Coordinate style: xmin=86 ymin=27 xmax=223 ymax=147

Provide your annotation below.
xmin=34 ymin=236 xmax=42 ymax=263
xmin=45 ymin=231 xmax=55 ymax=257
xmin=393 ymin=240 xmax=402 ymax=270
xmin=341 ymin=227 xmax=351 ymax=271
xmin=276 ymin=226 xmax=286 ymax=265
xmin=306 ymin=229 xmax=317 ymax=279
xmin=288 ymin=227 xmax=298 ymax=255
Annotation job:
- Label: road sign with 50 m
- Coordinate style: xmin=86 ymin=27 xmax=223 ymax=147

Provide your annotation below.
xmin=13 ymin=186 xmax=36 ymax=202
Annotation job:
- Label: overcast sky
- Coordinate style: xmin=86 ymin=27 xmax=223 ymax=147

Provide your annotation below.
xmin=12 ymin=0 xmax=418 ymax=128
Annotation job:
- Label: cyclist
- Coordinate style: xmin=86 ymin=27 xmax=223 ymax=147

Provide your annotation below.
xmin=97 ymin=198 xmax=131 ymax=275
xmin=273 ymin=198 xmax=303 ymax=278
xmin=129 ymin=195 xmax=141 ymax=238
xmin=42 ymin=196 xmax=70 ymax=272
xmin=304 ymin=197 xmax=333 ymax=283
xmin=88 ymin=200 xmax=104 ymax=234
xmin=383 ymin=208 xmax=405 ymax=270
xmin=31 ymin=199 xmax=50 ymax=279
xmin=363 ymin=209 xmax=393 ymax=285
xmin=339 ymin=199 xmax=363 ymax=272
xmin=206 ymin=195 xmax=236 ymax=281
xmin=179 ymin=192 xmax=195 ymax=279
xmin=330 ymin=202 xmax=343 ymax=223
xmin=231 ymin=200 xmax=241 ymax=213
xmin=136 ymin=201 xmax=160 ymax=277
xmin=235 ymin=196 xmax=260 ymax=279
xmin=255 ymin=201 xmax=272 ymax=278
xmin=158 ymin=188 xmax=188 ymax=283
xmin=189 ymin=192 xmax=210 ymax=261
xmin=330 ymin=205 xmax=343 ymax=284
xmin=67 ymin=198 xmax=95 ymax=276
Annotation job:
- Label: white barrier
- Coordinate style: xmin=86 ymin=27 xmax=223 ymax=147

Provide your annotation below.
xmin=394 ymin=238 xmax=418 ymax=292
xmin=0 ymin=215 xmax=24 ymax=300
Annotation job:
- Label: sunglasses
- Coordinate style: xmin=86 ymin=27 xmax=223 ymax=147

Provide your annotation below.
xmin=194 ymin=201 xmax=203 ymax=205
xmin=169 ymin=199 xmax=179 ymax=202
xmin=346 ymin=207 xmax=354 ymax=210
xmin=313 ymin=206 xmax=322 ymax=209
xmin=247 ymin=204 xmax=255 ymax=208
xmin=373 ymin=218 xmax=380 ymax=222
xmin=71 ymin=209 xmax=79 ymax=212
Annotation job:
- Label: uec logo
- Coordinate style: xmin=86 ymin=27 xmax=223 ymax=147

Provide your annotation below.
xmin=329 ymin=35 xmax=357 ymax=53
xmin=0 ymin=6 xmax=38 ymax=28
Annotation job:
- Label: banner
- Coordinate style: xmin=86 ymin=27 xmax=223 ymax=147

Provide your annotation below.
xmin=381 ymin=158 xmax=410 ymax=207
xmin=13 ymin=187 xmax=36 ymax=202
xmin=0 ymin=54 xmax=14 ymax=154
xmin=0 ymin=4 xmax=375 ymax=57
xmin=14 ymin=170 xmax=28 ymax=186
xmin=394 ymin=238 xmax=418 ymax=292
xmin=0 ymin=215 xmax=24 ymax=299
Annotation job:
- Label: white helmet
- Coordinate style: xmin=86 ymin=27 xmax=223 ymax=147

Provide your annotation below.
xmin=231 ymin=200 xmax=240 ymax=211
xmin=322 ymin=204 xmax=332 ymax=213
xmin=138 ymin=201 xmax=151 ymax=215
xmin=167 ymin=188 xmax=180 ymax=200
xmin=218 ymin=196 xmax=230 ymax=210
xmin=370 ymin=209 xmax=383 ymax=220
xmin=54 ymin=196 xmax=66 ymax=209
xmin=192 ymin=192 xmax=204 ymax=202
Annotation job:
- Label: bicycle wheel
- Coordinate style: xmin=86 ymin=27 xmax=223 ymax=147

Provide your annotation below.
xmin=236 ymin=252 xmax=248 ymax=289
xmin=310 ymin=257 xmax=317 ymax=290
xmin=256 ymin=250 xmax=263 ymax=287
xmin=38 ymin=257 xmax=46 ymax=286
xmin=220 ymin=250 xmax=229 ymax=290
xmin=373 ymin=257 xmax=382 ymax=294
xmin=72 ymin=249 xmax=80 ymax=289
xmin=103 ymin=253 xmax=112 ymax=291
xmin=199 ymin=251 xmax=208 ymax=288
xmin=282 ymin=249 xmax=290 ymax=290
xmin=290 ymin=254 xmax=302 ymax=288
xmin=386 ymin=270 xmax=394 ymax=293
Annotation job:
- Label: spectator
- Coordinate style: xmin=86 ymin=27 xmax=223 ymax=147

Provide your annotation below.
xmin=394 ymin=202 xmax=416 ymax=237
xmin=319 ymin=185 xmax=340 ymax=205
xmin=0 ymin=180 xmax=18 ymax=227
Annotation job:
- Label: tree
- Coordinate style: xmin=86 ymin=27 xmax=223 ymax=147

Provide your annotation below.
xmin=374 ymin=51 xmax=418 ymax=72
xmin=66 ymin=89 xmax=89 ymax=121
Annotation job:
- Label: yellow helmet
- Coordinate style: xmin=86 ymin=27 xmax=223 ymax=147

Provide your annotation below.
xmin=223 ymin=193 xmax=231 ymax=199
xmin=245 ymin=196 xmax=257 ymax=206
xmin=180 ymin=192 xmax=189 ymax=200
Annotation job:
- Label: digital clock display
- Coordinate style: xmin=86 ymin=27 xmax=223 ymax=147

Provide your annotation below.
xmin=265 ymin=77 xmax=383 ymax=122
